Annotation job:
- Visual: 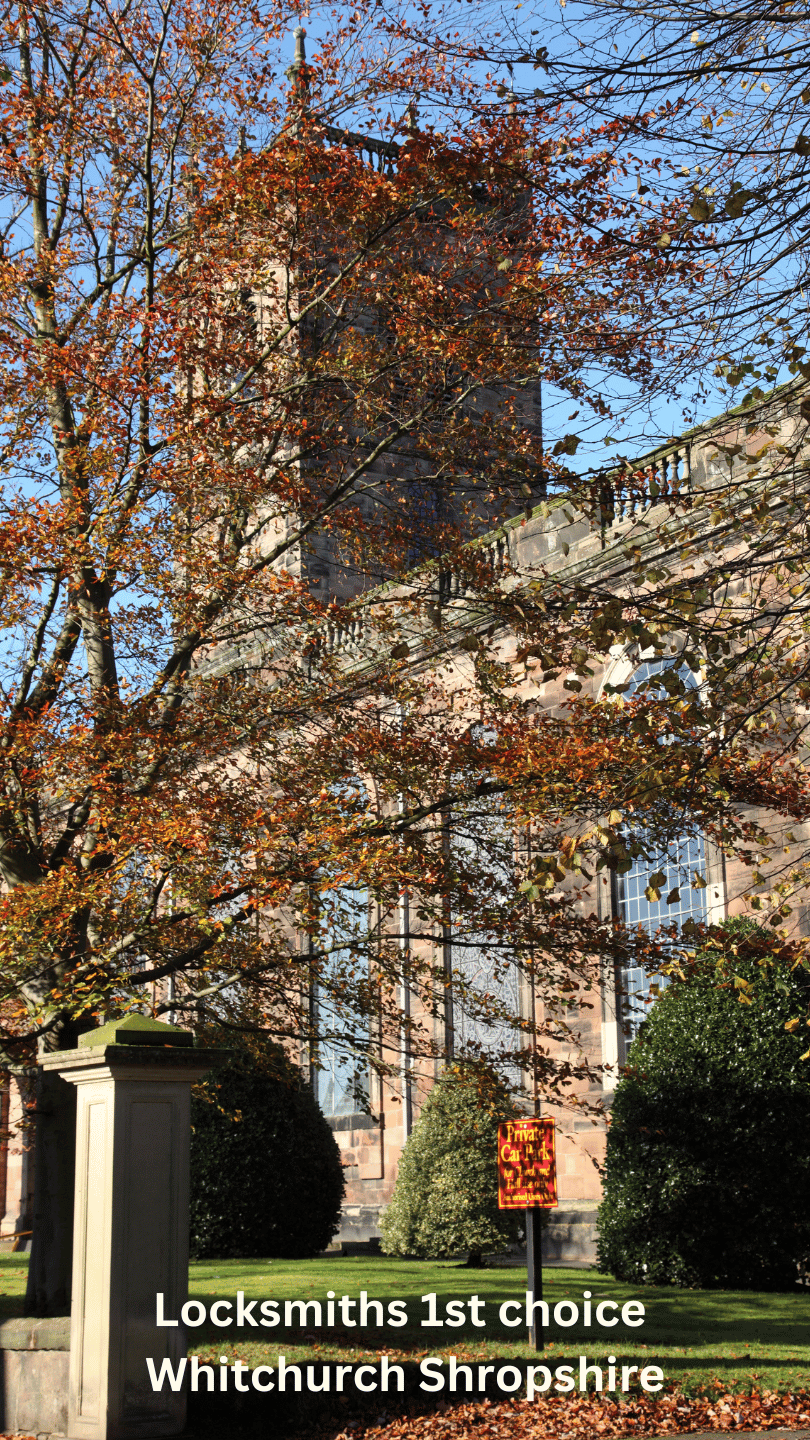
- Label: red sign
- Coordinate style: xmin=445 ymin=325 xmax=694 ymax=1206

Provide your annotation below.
xmin=498 ymin=1117 xmax=558 ymax=1210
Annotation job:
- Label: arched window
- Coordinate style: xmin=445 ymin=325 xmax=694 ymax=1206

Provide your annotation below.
xmin=614 ymin=658 xmax=708 ymax=1036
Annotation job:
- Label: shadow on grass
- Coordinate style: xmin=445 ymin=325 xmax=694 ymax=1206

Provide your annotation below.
xmin=185 ymin=1259 xmax=810 ymax=1355
xmin=0 ymin=1257 xmax=29 ymax=1324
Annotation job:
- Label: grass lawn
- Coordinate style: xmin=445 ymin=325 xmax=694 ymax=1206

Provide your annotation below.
xmin=0 ymin=1255 xmax=805 ymax=1399
xmin=0 ymin=1254 xmax=29 ymax=1323
xmin=181 ymin=1257 xmax=810 ymax=1398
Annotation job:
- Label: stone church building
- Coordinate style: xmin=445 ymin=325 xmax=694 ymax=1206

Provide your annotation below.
xmin=304 ymin=384 xmax=809 ymax=1264
xmin=0 ymin=65 xmax=806 ymax=1265
xmin=0 ymin=375 xmax=802 ymax=1267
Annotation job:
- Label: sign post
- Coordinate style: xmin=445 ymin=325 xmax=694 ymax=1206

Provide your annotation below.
xmin=497 ymin=1117 xmax=557 ymax=1352
xmin=525 ymin=1207 xmax=544 ymax=1350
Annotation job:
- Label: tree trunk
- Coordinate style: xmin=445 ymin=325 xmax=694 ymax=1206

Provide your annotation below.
xmin=24 ymin=1065 xmax=76 ymax=1317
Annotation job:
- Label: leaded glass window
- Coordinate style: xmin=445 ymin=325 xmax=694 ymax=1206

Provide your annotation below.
xmin=447 ymin=803 xmax=522 ymax=1070
xmin=313 ymin=884 xmax=370 ymax=1117
xmin=616 ymin=659 xmax=708 ymax=1035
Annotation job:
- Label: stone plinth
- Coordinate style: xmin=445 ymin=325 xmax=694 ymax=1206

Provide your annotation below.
xmin=0 ymin=1315 xmax=70 ymax=1436
xmin=44 ymin=1017 xmax=227 ymax=1440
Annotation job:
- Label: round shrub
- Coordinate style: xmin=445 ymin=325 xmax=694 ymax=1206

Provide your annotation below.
xmin=380 ymin=1063 xmax=520 ymax=1262
xmin=190 ymin=1038 xmax=345 ymax=1259
xmin=597 ymin=922 xmax=810 ymax=1289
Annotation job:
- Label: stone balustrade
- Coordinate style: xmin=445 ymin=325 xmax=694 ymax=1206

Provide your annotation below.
xmin=599 ymin=445 xmax=692 ymax=527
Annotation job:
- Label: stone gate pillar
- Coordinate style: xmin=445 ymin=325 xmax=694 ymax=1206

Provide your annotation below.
xmin=1 ymin=1069 xmax=35 ymax=1246
xmin=43 ymin=1015 xmax=227 ymax=1440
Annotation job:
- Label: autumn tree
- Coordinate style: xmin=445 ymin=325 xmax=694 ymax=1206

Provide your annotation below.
xmin=399 ymin=0 xmax=810 ymax=401
xmin=0 ymin=0 xmax=762 ymax=1318
xmin=380 ymin=0 xmax=810 ymax=984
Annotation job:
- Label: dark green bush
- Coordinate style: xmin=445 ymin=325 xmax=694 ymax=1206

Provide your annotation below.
xmin=380 ymin=1063 xmax=520 ymax=1262
xmin=597 ymin=921 xmax=810 ymax=1289
xmin=190 ymin=1038 xmax=345 ymax=1259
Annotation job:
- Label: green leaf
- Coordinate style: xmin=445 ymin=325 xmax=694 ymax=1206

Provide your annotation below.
xmin=552 ymin=434 xmax=581 ymax=456
xmin=689 ymin=197 xmax=713 ymax=223
xmin=724 ymin=188 xmax=753 ymax=219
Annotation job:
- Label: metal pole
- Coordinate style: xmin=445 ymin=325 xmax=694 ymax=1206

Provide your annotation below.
xmin=524 ymin=827 xmax=544 ymax=1351
xmin=526 ymin=1207 xmax=544 ymax=1350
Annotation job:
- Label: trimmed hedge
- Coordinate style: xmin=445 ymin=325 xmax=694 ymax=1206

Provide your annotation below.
xmin=597 ymin=921 xmax=810 ymax=1289
xmin=380 ymin=1063 xmax=520 ymax=1262
xmin=190 ymin=1040 xmax=345 ymax=1259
